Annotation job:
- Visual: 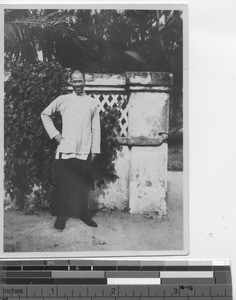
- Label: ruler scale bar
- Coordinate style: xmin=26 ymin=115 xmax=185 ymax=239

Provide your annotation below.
xmin=0 ymin=264 xmax=231 ymax=271
xmin=70 ymin=266 xmax=92 ymax=271
xmin=45 ymin=267 xmax=69 ymax=271
xmin=0 ymin=272 xmax=51 ymax=278
xmin=0 ymin=260 xmax=232 ymax=300
xmin=117 ymin=266 xmax=141 ymax=271
xmin=22 ymin=266 xmax=45 ymax=271
xmin=161 ymin=278 xmax=216 ymax=284
xmin=3 ymin=298 xmax=233 ymax=300
xmin=163 ymin=266 xmax=213 ymax=271
xmin=0 ymin=266 xmax=231 ymax=271
xmin=1 ymin=278 xmax=54 ymax=284
xmin=0 ymin=285 xmax=233 ymax=294
xmin=51 ymin=271 xmax=105 ymax=278
xmin=106 ymin=271 xmax=161 ymax=278
xmin=0 ymin=260 xmax=230 ymax=266
xmin=107 ymin=278 xmax=161 ymax=285
xmin=0 ymin=284 xmax=232 ymax=297
xmin=0 ymin=266 xmax=22 ymax=271
xmin=1 ymin=278 xmax=108 ymax=284
xmin=160 ymin=271 xmax=214 ymax=278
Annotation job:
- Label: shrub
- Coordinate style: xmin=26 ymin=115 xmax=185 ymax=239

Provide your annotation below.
xmin=4 ymin=62 xmax=121 ymax=209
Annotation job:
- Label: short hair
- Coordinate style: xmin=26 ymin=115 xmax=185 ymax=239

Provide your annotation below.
xmin=70 ymin=69 xmax=85 ymax=80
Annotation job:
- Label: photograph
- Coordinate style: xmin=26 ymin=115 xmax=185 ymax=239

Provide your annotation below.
xmin=2 ymin=4 xmax=187 ymax=256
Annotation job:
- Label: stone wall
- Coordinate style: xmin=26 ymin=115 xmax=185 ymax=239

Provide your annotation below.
xmin=84 ymin=72 xmax=173 ymax=215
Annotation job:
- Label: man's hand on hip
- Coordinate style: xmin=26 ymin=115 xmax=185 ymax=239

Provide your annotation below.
xmin=54 ymin=133 xmax=62 ymax=144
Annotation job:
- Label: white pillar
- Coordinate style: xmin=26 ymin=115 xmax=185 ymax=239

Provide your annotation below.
xmin=127 ymin=72 xmax=172 ymax=215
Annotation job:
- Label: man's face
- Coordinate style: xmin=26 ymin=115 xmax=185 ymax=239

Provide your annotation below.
xmin=70 ymin=72 xmax=85 ymax=95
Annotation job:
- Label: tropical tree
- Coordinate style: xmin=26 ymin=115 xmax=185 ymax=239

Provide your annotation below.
xmin=4 ymin=9 xmax=89 ymax=64
xmin=5 ymin=9 xmax=183 ymax=74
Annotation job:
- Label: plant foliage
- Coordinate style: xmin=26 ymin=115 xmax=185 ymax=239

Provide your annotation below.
xmin=4 ymin=62 xmax=121 ymax=209
xmin=5 ymin=10 xmax=89 ymax=63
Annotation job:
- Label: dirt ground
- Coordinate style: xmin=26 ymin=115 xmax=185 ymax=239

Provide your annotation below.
xmin=4 ymin=171 xmax=183 ymax=253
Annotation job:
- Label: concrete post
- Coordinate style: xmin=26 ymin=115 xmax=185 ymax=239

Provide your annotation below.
xmin=126 ymin=72 xmax=173 ymax=215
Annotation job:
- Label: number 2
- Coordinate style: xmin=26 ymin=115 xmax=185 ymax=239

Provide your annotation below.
xmin=110 ymin=288 xmax=116 ymax=296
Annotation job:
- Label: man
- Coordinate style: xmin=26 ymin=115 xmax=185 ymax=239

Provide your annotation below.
xmin=41 ymin=70 xmax=101 ymax=231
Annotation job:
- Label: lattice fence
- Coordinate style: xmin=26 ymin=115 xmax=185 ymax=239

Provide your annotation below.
xmin=87 ymin=91 xmax=129 ymax=138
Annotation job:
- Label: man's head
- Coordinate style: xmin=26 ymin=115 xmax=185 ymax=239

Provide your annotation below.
xmin=70 ymin=70 xmax=85 ymax=95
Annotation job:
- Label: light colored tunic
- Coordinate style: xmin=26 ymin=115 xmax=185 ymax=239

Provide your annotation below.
xmin=41 ymin=91 xmax=101 ymax=160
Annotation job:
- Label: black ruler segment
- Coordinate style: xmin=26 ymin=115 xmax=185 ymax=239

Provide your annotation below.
xmin=70 ymin=266 xmax=91 ymax=271
xmin=215 ymin=271 xmax=232 ymax=284
xmin=1 ymin=278 xmax=107 ymax=285
xmin=0 ymin=266 xmax=21 ymax=271
xmin=161 ymin=278 xmax=216 ymax=284
xmin=53 ymin=278 xmax=107 ymax=284
xmin=213 ymin=266 xmax=231 ymax=271
xmin=22 ymin=266 xmax=68 ymax=271
xmin=117 ymin=266 xmax=140 ymax=271
xmin=44 ymin=266 xmax=68 ymax=271
xmin=93 ymin=266 xmax=116 ymax=271
xmin=22 ymin=266 xmax=44 ymax=271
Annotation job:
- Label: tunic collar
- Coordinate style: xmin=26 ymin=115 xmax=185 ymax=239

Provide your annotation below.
xmin=72 ymin=91 xmax=85 ymax=97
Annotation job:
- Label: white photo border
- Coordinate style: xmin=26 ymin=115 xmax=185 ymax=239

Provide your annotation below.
xmin=0 ymin=3 xmax=188 ymax=258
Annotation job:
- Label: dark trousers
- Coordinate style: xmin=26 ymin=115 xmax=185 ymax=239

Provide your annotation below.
xmin=51 ymin=158 xmax=93 ymax=218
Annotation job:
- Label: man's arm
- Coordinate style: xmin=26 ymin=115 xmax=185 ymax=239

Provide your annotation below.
xmin=90 ymin=101 xmax=101 ymax=160
xmin=41 ymin=97 xmax=61 ymax=142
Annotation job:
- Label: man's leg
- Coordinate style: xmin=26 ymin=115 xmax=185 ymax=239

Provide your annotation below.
xmin=72 ymin=158 xmax=98 ymax=228
xmin=54 ymin=215 xmax=67 ymax=230
xmin=51 ymin=159 xmax=68 ymax=230
xmin=51 ymin=158 xmax=98 ymax=229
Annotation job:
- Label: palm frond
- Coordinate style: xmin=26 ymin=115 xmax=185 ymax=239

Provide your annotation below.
xmin=4 ymin=10 xmax=89 ymax=63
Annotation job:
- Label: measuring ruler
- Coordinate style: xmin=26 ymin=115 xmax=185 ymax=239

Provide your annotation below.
xmin=0 ymin=260 xmax=232 ymax=299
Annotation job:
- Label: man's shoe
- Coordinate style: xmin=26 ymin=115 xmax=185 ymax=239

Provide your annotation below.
xmin=54 ymin=216 xmax=67 ymax=231
xmin=80 ymin=217 xmax=97 ymax=228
